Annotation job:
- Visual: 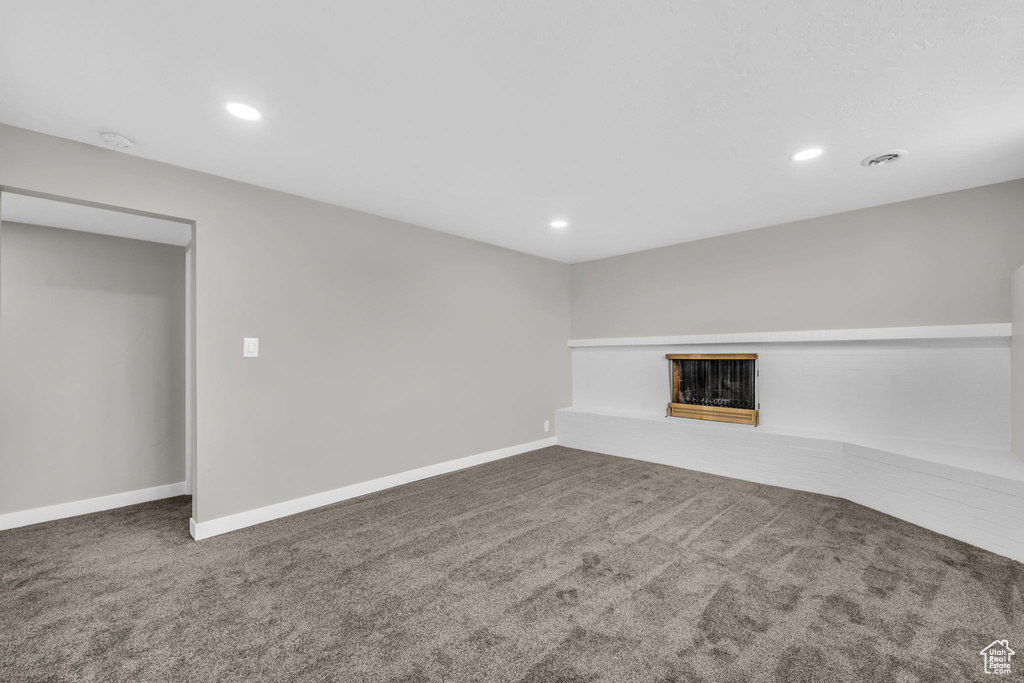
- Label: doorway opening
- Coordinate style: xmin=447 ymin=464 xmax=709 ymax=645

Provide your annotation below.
xmin=0 ymin=188 xmax=196 ymax=533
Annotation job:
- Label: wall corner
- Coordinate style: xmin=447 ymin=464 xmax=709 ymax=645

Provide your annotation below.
xmin=1012 ymin=264 xmax=1024 ymax=461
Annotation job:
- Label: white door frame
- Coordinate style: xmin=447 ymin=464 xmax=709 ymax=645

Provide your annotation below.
xmin=185 ymin=245 xmax=195 ymax=495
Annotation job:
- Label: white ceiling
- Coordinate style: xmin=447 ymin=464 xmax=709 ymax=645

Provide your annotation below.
xmin=1 ymin=192 xmax=192 ymax=247
xmin=1 ymin=1 xmax=1022 ymax=263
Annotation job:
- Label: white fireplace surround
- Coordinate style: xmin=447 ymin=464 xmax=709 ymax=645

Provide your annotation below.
xmin=558 ymin=324 xmax=1024 ymax=564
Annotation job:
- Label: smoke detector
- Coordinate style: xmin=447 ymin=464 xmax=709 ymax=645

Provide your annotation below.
xmin=100 ymin=132 xmax=134 ymax=149
xmin=861 ymin=149 xmax=907 ymax=167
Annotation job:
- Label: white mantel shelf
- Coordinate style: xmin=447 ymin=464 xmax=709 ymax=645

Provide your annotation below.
xmin=568 ymin=323 xmax=1012 ymax=348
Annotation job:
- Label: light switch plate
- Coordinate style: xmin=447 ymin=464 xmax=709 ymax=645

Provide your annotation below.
xmin=243 ymin=337 xmax=259 ymax=358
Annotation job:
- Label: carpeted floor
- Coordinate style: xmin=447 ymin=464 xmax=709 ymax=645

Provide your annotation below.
xmin=2 ymin=446 xmax=1022 ymax=682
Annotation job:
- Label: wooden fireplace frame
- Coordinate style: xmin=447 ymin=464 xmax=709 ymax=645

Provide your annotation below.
xmin=667 ymin=354 xmax=759 ymax=426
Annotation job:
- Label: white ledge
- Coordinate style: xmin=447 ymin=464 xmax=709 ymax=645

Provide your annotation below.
xmin=568 ymin=323 xmax=1012 ymax=348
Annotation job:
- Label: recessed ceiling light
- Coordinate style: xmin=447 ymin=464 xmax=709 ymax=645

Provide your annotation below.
xmin=790 ymin=148 xmax=824 ymax=161
xmin=550 ymin=220 xmax=569 ymax=229
xmin=226 ymin=102 xmax=261 ymax=121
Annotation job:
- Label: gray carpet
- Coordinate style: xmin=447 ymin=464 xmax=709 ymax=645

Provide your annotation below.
xmin=2 ymin=446 xmax=1022 ymax=682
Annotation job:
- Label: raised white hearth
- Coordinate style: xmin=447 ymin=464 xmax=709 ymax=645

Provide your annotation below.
xmin=559 ymin=325 xmax=1024 ymax=563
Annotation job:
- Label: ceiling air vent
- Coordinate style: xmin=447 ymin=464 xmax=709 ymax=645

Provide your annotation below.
xmin=861 ymin=150 xmax=907 ymax=167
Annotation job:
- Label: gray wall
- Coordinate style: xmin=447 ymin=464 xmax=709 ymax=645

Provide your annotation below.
xmin=1013 ymin=264 xmax=1024 ymax=458
xmin=571 ymin=180 xmax=1024 ymax=339
xmin=0 ymin=221 xmax=185 ymax=513
xmin=0 ymin=124 xmax=572 ymax=523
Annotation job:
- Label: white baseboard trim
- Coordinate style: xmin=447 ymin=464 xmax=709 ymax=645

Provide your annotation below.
xmin=189 ymin=437 xmax=557 ymax=541
xmin=0 ymin=481 xmax=187 ymax=531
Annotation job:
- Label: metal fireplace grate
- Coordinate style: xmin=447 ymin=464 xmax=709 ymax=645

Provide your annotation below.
xmin=667 ymin=354 xmax=758 ymax=426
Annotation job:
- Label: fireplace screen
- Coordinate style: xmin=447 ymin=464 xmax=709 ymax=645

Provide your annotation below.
xmin=667 ymin=354 xmax=759 ymax=426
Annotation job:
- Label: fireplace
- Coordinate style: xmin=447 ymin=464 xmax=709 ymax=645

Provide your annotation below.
xmin=667 ymin=354 xmax=758 ymax=426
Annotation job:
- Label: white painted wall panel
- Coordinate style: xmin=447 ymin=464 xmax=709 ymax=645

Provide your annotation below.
xmin=571 ymin=339 xmax=1010 ymax=449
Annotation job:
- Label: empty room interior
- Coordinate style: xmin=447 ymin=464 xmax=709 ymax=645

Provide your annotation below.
xmin=2 ymin=2 xmax=1023 ymax=682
